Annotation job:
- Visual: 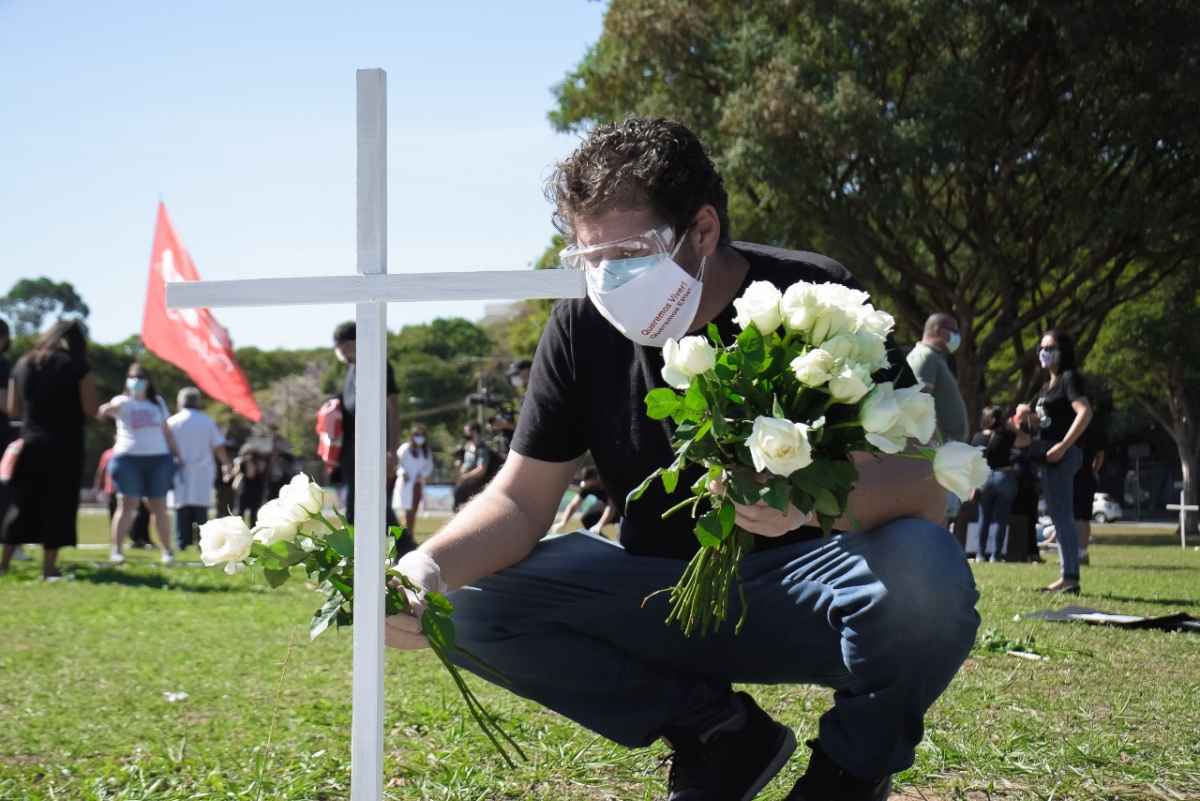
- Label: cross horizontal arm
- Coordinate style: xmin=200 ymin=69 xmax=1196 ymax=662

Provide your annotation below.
xmin=166 ymin=269 xmax=585 ymax=309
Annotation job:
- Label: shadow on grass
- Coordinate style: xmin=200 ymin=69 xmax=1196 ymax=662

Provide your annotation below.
xmin=65 ymin=565 xmax=259 ymax=593
xmin=1096 ymin=564 xmax=1199 ymax=572
xmin=1091 ymin=592 xmax=1200 ymax=609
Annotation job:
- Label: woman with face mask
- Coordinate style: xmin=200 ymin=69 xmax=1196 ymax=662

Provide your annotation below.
xmin=1031 ymin=329 xmax=1093 ymax=593
xmin=392 ymin=426 xmax=431 ymax=551
xmin=98 ymin=363 xmax=183 ymax=565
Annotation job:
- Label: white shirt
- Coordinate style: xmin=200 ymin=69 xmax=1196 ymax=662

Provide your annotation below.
xmin=167 ymin=408 xmax=224 ymax=506
xmin=110 ymin=395 xmax=171 ymax=456
xmin=397 ymin=441 xmax=434 ymax=484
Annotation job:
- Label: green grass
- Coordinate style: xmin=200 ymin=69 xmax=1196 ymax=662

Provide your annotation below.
xmin=2 ymin=516 xmax=1198 ymax=801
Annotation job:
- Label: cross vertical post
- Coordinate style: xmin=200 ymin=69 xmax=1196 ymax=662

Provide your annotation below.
xmin=351 ymin=67 xmax=387 ymax=801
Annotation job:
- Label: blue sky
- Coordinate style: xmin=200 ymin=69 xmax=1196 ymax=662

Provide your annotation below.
xmin=0 ymin=1 xmax=607 ymax=350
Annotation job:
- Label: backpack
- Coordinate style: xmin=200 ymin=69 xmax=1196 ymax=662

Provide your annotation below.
xmin=315 ymin=397 xmax=343 ymax=471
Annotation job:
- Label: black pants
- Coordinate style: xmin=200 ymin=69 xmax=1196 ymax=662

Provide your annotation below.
xmin=109 ymin=495 xmax=153 ymax=547
xmin=175 ymin=505 xmax=208 ymax=550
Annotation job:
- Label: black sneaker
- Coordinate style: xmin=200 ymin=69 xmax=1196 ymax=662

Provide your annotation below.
xmin=661 ymin=691 xmax=796 ymax=801
xmin=785 ymin=739 xmax=891 ymax=801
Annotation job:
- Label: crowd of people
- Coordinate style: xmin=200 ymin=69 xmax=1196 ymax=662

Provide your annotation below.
xmin=906 ymin=313 xmax=1097 ymax=594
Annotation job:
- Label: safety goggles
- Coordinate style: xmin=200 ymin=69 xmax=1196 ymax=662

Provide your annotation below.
xmin=558 ymin=225 xmax=678 ymax=272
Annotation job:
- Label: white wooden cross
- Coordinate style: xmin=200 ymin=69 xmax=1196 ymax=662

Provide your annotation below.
xmin=1166 ymin=489 xmax=1198 ymax=551
xmin=168 ymin=69 xmax=585 ymax=801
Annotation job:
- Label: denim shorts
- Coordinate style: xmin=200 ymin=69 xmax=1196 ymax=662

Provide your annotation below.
xmin=110 ymin=453 xmax=175 ymax=499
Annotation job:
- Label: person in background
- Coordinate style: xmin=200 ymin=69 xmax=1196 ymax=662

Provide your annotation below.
xmin=0 ymin=319 xmax=19 ymax=560
xmin=969 ymin=406 xmax=1019 ymax=562
xmin=99 ymin=363 xmax=181 ymax=565
xmin=393 ymin=425 xmax=431 ymax=551
xmin=332 ymin=321 xmax=402 ymax=527
xmin=907 ymin=313 xmax=969 ymax=525
xmin=906 ymin=313 xmax=968 ymax=444
xmin=0 ymin=320 xmax=98 ymax=579
xmin=452 ymin=421 xmax=494 ymax=510
xmin=168 ymin=387 xmax=230 ymax=551
xmin=1033 ymin=329 xmax=1093 ymax=594
xmin=93 ymin=439 xmax=152 ymax=545
xmin=554 ymin=466 xmax=619 ymax=534
xmin=232 ymin=444 xmax=267 ymax=526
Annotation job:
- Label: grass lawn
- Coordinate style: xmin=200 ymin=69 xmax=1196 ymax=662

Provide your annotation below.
xmin=1 ymin=515 xmax=1198 ymax=801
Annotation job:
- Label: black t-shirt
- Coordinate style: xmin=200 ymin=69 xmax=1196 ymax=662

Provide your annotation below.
xmin=512 ymin=243 xmax=913 ymax=559
xmin=12 ymin=352 xmax=89 ymax=447
xmin=1035 ymin=370 xmax=1086 ymax=445
xmin=340 ymin=361 xmax=399 ymax=468
xmin=972 ymin=429 xmax=1016 ymax=470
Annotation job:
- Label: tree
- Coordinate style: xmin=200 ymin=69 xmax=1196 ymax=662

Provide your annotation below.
xmin=487 ymin=236 xmax=564 ymax=359
xmin=551 ymin=0 xmax=1200 ymax=422
xmin=0 ymin=277 xmax=91 ymax=336
xmin=1087 ymin=270 xmax=1200 ymax=536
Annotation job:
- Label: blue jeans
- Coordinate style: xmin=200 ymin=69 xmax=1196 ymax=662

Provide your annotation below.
xmin=449 ymin=519 xmax=980 ymax=780
xmin=1041 ymin=446 xmax=1083 ymax=580
xmin=978 ymin=470 xmax=1018 ymax=559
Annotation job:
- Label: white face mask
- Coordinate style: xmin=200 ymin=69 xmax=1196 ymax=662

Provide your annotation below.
xmin=585 ymin=232 xmax=705 ymax=348
xmin=946 ymin=331 xmax=961 ymax=353
xmin=413 ymin=435 xmax=426 ymax=445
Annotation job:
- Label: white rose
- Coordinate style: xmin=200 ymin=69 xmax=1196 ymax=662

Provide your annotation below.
xmin=779 ymin=282 xmax=820 ymax=335
xmin=819 ymin=334 xmax=857 ymax=363
xmin=854 ymin=305 xmax=895 ymax=339
xmin=253 ymin=498 xmax=308 ymax=545
xmin=933 ymin=441 xmax=991 ymax=501
xmin=746 ymin=416 xmax=814 ymax=476
xmin=279 ymin=473 xmax=326 ymax=515
xmin=828 ymin=364 xmax=873 ymax=404
xmin=861 ymin=383 xmax=902 ymax=434
xmin=790 ymin=348 xmax=836 ymax=387
xmin=895 ymin=386 xmax=937 ymax=443
xmin=854 ymin=331 xmax=890 ymax=371
xmin=815 ymin=282 xmax=871 ymax=311
xmin=865 ymin=423 xmax=909 ymax=454
xmin=661 ymin=335 xmax=717 ymax=390
xmin=198 ymin=516 xmax=254 ymax=570
xmin=731 ymin=280 xmax=783 ymax=335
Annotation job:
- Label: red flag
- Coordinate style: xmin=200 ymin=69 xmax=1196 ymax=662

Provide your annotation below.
xmin=141 ymin=202 xmax=262 ymax=421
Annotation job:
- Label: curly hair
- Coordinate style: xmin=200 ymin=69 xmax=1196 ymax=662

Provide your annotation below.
xmin=547 ymin=117 xmax=731 ymax=245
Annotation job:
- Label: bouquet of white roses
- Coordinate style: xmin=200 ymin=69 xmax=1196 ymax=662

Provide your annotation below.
xmin=197 ymin=474 xmax=524 ymax=766
xmin=630 ymin=280 xmax=988 ymax=637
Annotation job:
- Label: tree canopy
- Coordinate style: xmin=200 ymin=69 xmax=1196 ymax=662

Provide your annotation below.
xmin=551 ymin=0 xmax=1200 ymax=419
xmin=0 ymin=277 xmax=91 ymax=336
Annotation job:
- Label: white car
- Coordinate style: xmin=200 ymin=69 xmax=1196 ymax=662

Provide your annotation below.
xmin=1092 ymin=492 xmax=1123 ymax=524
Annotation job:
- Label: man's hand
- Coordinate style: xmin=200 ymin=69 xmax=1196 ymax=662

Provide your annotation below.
xmin=1045 ymin=442 xmax=1067 ymax=464
xmin=384 ymin=550 xmax=447 ymax=652
xmin=384 ymin=612 xmax=428 ymax=651
xmin=708 ymin=479 xmax=813 ymax=538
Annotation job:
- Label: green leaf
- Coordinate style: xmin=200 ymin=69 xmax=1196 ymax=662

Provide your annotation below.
xmin=263 ymin=566 xmax=291 ymax=588
xmin=727 ymin=466 xmax=762 ymax=505
xmin=772 ymin=394 xmax=786 ymax=419
xmin=646 ymin=388 xmax=681 ymax=420
xmin=661 ymin=466 xmax=680 ymax=495
xmin=309 ymin=600 xmax=340 ymax=641
xmin=422 ymin=610 xmax=457 ymax=649
xmin=425 ymin=590 xmax=454 ymax=616
xmin=683 ymin=380 xmax=707 ymax=414
xmin=718 ymin=501 xmax=736 ymax=536
xmin=694 ymin=511 xmax=725 ymax=548
xmin=829 ymin=461 xmax=859 ymax=487
xmin=327 ymin=530 xmax=354 ymax=559
xmin=706 ymin=322 xmax=724 ymax=348
xmin=270 ymin=539 xmax=309 ymax=567
xmin=736 ymin=325 xmax=764 ymax=372
xmin=626 ymin=468 xmax=663 ymax=506
xmin=763 ymin=477 xmax=791 ymax=513
xmin=727 ymin=391 xmax=745 ymax=404
xmin=813 ymin=488 xmax=842 ymax=517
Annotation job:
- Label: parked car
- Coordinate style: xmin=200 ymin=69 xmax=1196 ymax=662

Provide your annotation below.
xmin=1092 ymin=492 xmax=1123 ymax=523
